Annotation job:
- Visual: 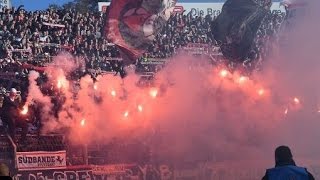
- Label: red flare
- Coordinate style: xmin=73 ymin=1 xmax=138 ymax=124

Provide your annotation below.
xmin=80 ymin=119 xmax=86 ymax=127
xmin=21 ymin=105 xmax=28 ymax=115
xmin=258 ymin=89 xmax=265 ymax=96
xmin=238 ymin=76 xmax=248 ymax=84
xmin=111 ymin=90 xmax=116 ymax=97
xmin=293 ymin=97 xmax=300 ymax=105
xmin=149 ymin=89 xmax=158 ymax=98
xmin=219 ymin=69 xmax=228 ymax=78
xmin=124 ymin=111 xmax=129 ymax=118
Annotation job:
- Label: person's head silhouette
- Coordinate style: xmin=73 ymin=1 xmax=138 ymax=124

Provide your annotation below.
xmin=275 ymin=145 xmax=295 ymax=166
xmin=262 ymin=145 xmax=315 ymax=180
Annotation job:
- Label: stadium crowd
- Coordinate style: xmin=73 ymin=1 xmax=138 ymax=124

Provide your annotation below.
xmin=0 ymin=5 xmax=285 ymax=74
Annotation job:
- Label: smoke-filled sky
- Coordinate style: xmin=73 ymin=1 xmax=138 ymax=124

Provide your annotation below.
xmin=21 ymin=0 xmax=320 ymax=178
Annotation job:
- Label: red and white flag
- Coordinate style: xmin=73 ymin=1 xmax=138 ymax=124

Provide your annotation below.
xmin=105 ymin=0 xmax=176 ymax=63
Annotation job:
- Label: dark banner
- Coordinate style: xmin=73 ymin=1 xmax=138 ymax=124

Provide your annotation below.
xmin=211 ymin=0 xmax=270 ymax=61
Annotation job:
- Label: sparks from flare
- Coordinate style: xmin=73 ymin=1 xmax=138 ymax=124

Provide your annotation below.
xmin=21 ymin=105 xmax=28 ymax=115
xmin=284 ymin=108 xmax=289 ymax=115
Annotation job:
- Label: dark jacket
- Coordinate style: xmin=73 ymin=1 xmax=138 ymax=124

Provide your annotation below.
xmin=2 ymin=96 xmax=19 ymax=114
xmin=262 ymin=160 xmax=315 ymax=180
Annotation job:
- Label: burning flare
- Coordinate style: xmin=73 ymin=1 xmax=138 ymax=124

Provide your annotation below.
xmin=124 ymin=111 xmax=129 ymax=118
xmin=57 ymin=80 xmax=62 ymax=89
xmin=258 ymin=89 xmax=265 ymax=96
xmin=94 ymin=84 xmax=98 ymax=90
xmin=138 ymin=105 xmax=143 ymax=112
xmin=219 ymin=69 xmax=228 ymax=78
xmin=111 ymin=90 xmax=116 ymax=97
xmin=149 ymin=88 xmax=158 ymax=98
xmin=238 ymin=76 xmax=248 ymax=84
xmin=21 ymin=105 xmax=29 ymax=115
xmin=80 ymin=119 xmax=86 ymax=127
xmin=294 ymin=97 xmax=300 ymax=105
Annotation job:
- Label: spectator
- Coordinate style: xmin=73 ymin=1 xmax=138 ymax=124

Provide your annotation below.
xmin=262 ymin=146 xmax=315 ymax=180
xmin=0 ymin=163 xmax=10 ymax=177
xmin=1 ymin=88 xmax=28 ymax=144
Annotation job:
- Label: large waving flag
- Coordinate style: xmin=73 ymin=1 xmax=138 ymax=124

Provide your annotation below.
xmin=105 ymin=0 xmax=176 ymax=64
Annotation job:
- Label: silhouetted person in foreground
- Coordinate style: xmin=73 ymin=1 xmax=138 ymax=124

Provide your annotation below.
xmin=262 ymin=146 xmax=315 ymax=180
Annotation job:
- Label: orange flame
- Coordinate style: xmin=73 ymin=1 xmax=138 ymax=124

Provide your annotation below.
xmin=21 ymin=105 xmax=28 ymax=115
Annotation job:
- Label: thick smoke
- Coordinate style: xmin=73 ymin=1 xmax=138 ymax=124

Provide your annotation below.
xmin=23 ymin=0 xmax=320 ymax=177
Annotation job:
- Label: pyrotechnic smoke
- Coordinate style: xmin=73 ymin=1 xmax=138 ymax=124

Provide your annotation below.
xmin=26 ymin=71 xmax=56 ymax=131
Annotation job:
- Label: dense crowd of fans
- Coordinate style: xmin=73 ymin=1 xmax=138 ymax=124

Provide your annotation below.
xmin=0 ymin=5 xmax=285 ymax=76
xmin=0 ymin=6 xmax=122 ymax=75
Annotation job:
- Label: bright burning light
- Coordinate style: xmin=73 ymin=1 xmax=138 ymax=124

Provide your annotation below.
xmin=294 ymin=97 xmax=300 ymax=104
xmin=138 ymin=105 xmax=143 ymax=112
xmin=238 ymin=76 xmax=248 ymax=84
xmin=149 ymin=89 xmax=158 ymax=98
xmin=258 ymin=89 xmax=265 ymax=96
xmin=284 ymin=108 xmax=289 ymax=115
xmin=111 ymin=90 xmax=116 ymax=97
xmin=21 ymin=105 xmax=28 ymax=115
xmin=80 ymin=119 xmax=86 ymax=127
xmin=57 ymin=80 xmax=62 ymax=89
xmin=219 ymin=69 xmax=228 ymax=78
xmin=124 ymin=111 xmax=129 ymax=118
xmin=94 ymin=84 xmax=98 ymax=90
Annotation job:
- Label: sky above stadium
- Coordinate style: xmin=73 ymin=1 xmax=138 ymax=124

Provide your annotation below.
xmin=12 ymin=0 xmax=282 ymax=11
